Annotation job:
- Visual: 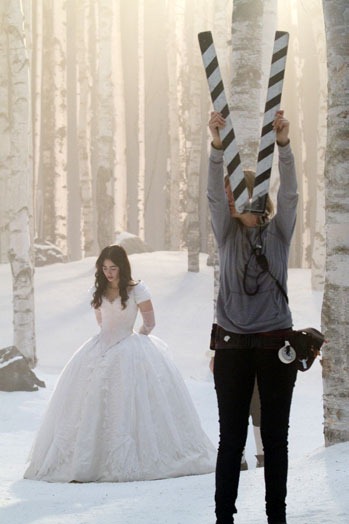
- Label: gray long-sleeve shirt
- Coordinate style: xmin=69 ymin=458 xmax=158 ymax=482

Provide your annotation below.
xmin=207 ymin=143 xmax=298 ymax=334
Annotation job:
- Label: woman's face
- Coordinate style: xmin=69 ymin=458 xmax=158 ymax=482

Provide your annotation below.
xmin=102 ymin=258 xmax=120 ymax=285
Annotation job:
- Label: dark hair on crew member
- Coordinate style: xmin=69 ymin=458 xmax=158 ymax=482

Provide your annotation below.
xmin=91 ymin=245 xmax=135 ymax=310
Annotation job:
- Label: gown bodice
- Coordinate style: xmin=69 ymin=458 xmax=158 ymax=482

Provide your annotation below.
xmin=98 ymin=280 xmax=150 ymax=349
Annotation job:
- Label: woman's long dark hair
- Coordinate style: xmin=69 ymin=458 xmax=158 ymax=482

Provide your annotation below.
xmin=91 ymin=245 xmax=135 ymax=310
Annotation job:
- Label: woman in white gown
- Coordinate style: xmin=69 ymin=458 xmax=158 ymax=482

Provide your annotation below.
xmin=24 ymin=245 xmax=216 ymax=483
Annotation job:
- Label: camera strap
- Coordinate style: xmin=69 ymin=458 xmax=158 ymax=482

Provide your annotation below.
xmin=243 ymin=227 xmax=289 ymax=304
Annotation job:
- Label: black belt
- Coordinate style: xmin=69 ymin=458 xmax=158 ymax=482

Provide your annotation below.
xmin=210 ymin=323 xmax=293 ymax=351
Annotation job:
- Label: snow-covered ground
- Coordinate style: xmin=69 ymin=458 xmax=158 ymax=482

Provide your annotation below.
xmin=0 ymin=251 xmax=348 ymax=524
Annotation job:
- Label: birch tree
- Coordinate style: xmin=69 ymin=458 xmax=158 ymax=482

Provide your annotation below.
xmin=95 ymin=0 xmax=115 ymax=250
xmin=143 ymin=0 xmax=168 ymax=249
xmin=52 ymin=0 xmax=68 ymax=255
xmin=137 ymin=0 xmax=145 ymax=240
xmin=307 ymin=0 xmax=327 ymax=290
xmin=31 ymin=0 xmax=43 ymax=242
xmin=66 ymin=0 xmax=81 ymax=261
xmin=38 ymin=0 xmax=57 ymax=246
xmin=176 ymin=0 xmax=191 ymax=251
xmin=119 ymin=0 xmax=141 ymax=239
xmin=165 ymin=0 xmax=183 ymax=250
xmin=112 ymin=0 xmax=127 ymax=236
xmin=230 ymin=0 xmax=265 ymax=168
xmin=283 ymin=4 xmax=308 ymax=268
xmin=4 ymin=0 xmax=36 ymax=365
xmin=321 ymin=0 xmax=349 ymax=445
xmin=0 ymin=3 xmax=10 ymax=262
xmin=77 ymin=0 xmax=96 ymax=257
xmin=186 ymin=0 xmax=203 ymax=272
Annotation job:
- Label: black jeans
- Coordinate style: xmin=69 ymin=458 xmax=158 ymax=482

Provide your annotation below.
xmin=213 ymin=333 xmax=297 ymax=524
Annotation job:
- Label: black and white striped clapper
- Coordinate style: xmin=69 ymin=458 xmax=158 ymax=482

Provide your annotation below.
xmin=198 ymin=30 xmax=248 ymax=214
xmin=198 ymin=30 xmax=289 ymax=215
xmin=247 ymin=31 xmax=289 ymax=214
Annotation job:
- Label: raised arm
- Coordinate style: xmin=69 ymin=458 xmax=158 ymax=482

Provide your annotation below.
xmin=207 ymin=112 xmax=234 ymax=247
xmin=273 ymin=111 xmax=298 ymax=243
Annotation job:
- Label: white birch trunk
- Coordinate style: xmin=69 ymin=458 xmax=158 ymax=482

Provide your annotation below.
xmin=174 ymin=1 xmax=190 ymax=253
xmin=137 ymin=0 xmax=145 ymax=241
xmin=5 ymin=0 xmax=36 ymax=365
xmin=230 ymin=0 xmax=265 ymax=169
xmin=142 ymin=0 xmax=168 ymax=250
xmin=77 ymin=0 xmax=95 ymax=256
xmin=66 ymin=0 xmax=81 ymax=261
xmin=0 ymin=4 xmax=11 ymax=262
xmin=165 ymin=0 xmax=182 ymax=250
xmin=39 ymin=0 xmax=57 ymax=245
xmin=52 ymin=0 xmax=68 ymax=255
xmin=176 ymin=2 xmax=190 ymax=251
xmin=307 ymin=1 xmax=327 ymax=290
xmin=186 ymin=0 xmax=202 ymax=272
xmin=111 ymin=0 xmax=127 ymax=235
xmin=31 ymin=0 xmax=43 ymax=241
xmin=277 ymin=1 xmax=302 ymax=267
xmin=118 ymin=1 xmax=139 ymax=239
xmin=95 ymin=0 xmax=115 ymax=249
xmin=288 ymin=4 xmax=309 ymax=268
xmin=321 ymin=0 xmax=349 ymax=445
xmin=213 ymin=0 xmax=233 ymax=89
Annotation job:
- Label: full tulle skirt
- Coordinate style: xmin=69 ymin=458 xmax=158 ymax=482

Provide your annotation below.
xmin=24 ymin=333 xmax=216 ymax=482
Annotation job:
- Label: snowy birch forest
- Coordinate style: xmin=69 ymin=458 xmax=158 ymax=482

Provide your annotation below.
xmin=0 ymin=0 xmax=348 ymax=444
xmin=0 ymin=0 xmax=329 ymax=266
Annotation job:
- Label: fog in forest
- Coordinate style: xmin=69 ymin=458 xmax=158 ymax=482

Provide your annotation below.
xmin=0 ymin=0 xmax=327 ymax=273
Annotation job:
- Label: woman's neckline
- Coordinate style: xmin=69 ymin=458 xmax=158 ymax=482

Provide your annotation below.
xmin=104 ymin=286 xmax=120 ymax=304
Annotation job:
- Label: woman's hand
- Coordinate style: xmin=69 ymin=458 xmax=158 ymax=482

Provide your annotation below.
xmin=209 ymin=111 xmax=225 ymax=149
xmin=273 ymin=110 xmax=290 ymax=146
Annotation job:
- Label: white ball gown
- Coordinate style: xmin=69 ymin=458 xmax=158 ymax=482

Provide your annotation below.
xmin=24 ymin=281 xmax=216 ymax=482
